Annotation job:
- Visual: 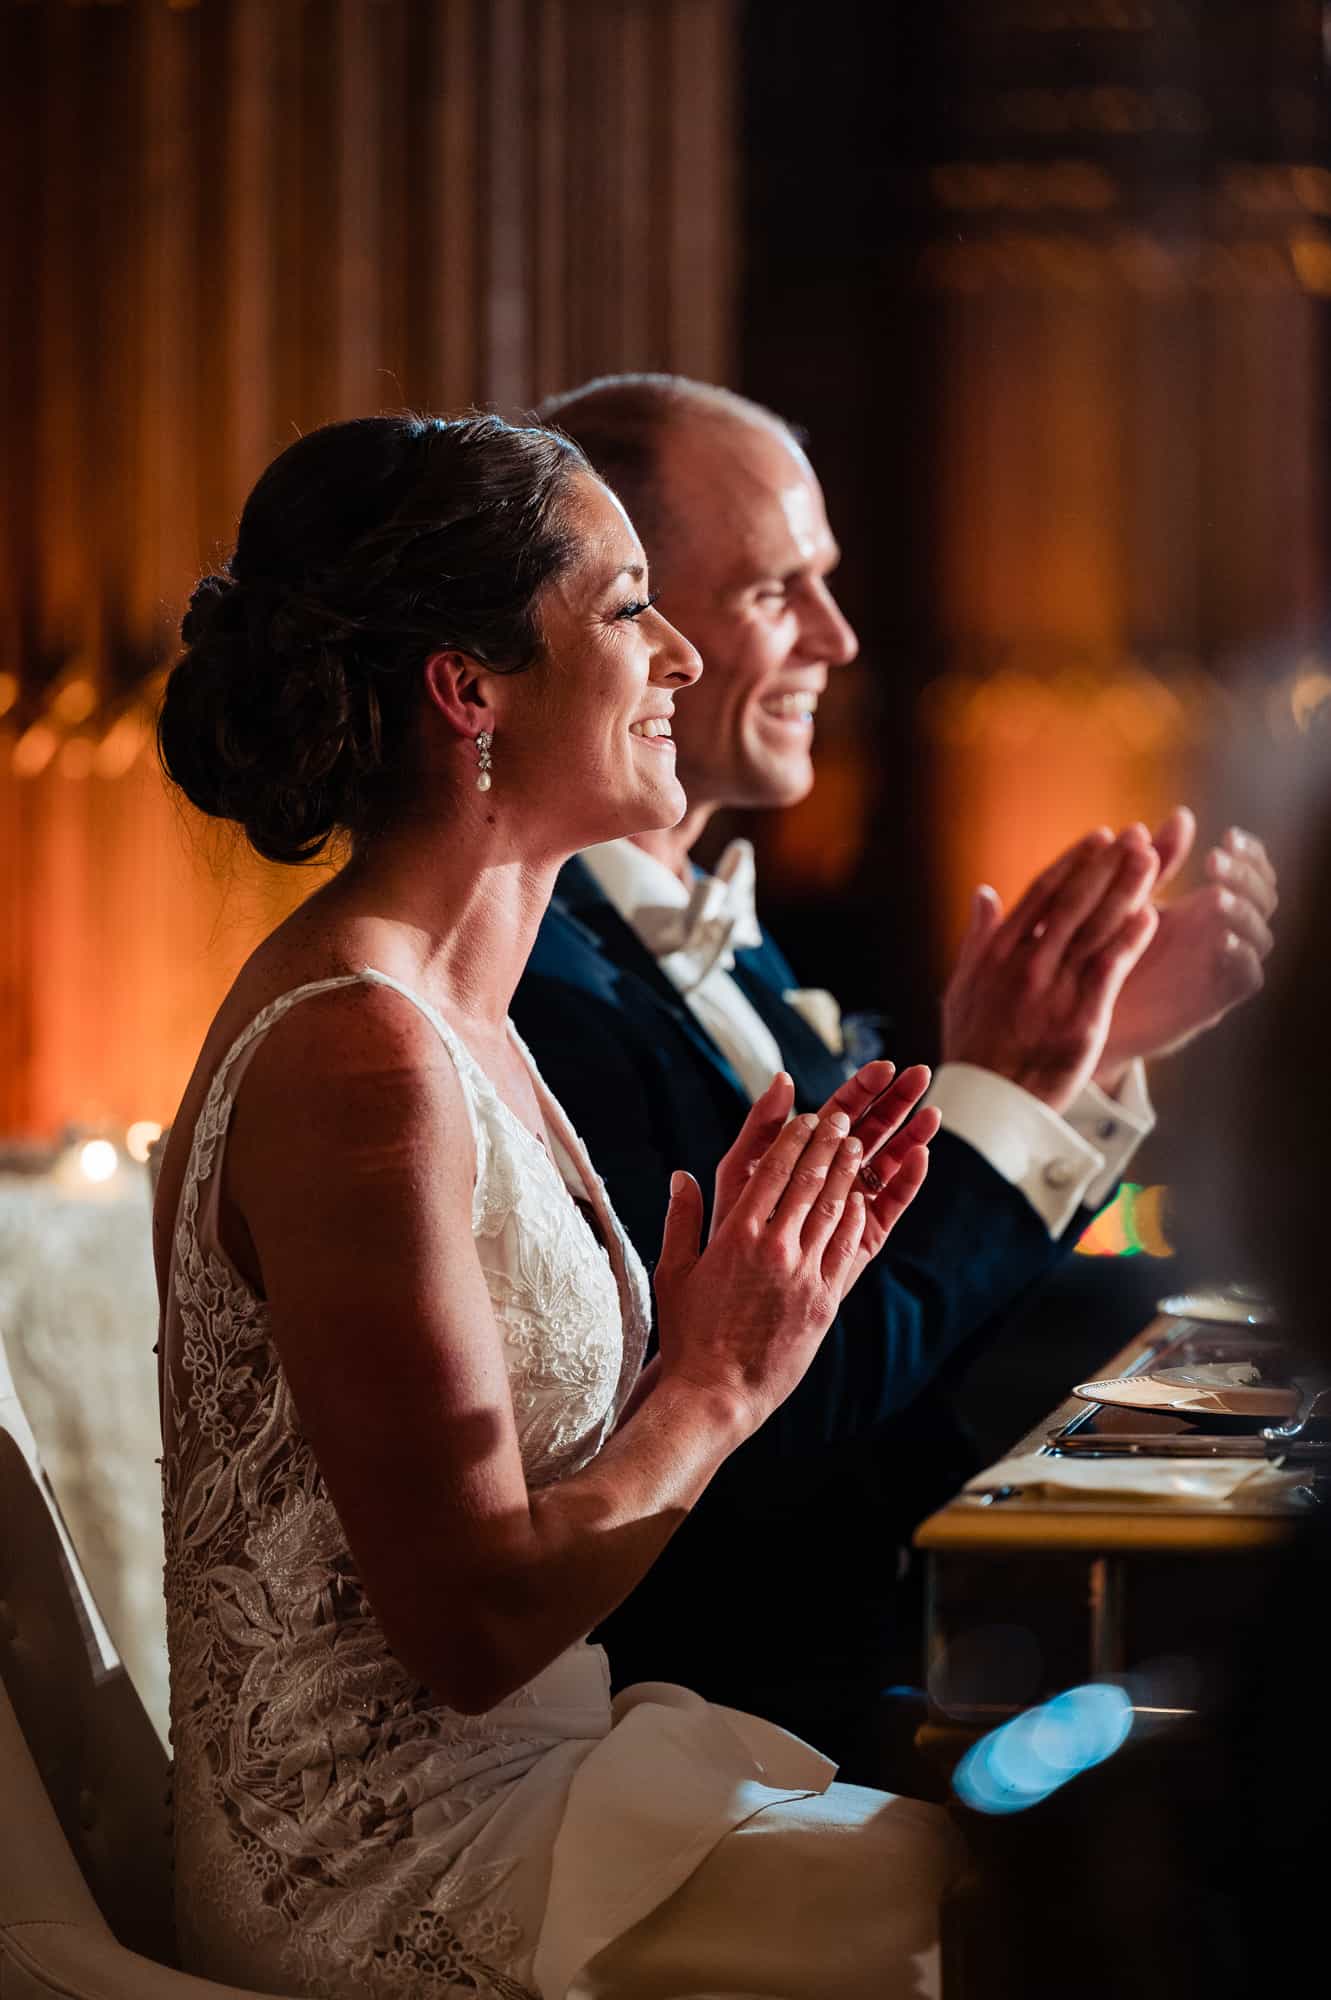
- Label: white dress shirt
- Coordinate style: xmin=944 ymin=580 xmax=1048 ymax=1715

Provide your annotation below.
xmin=578 ymin=836 xmax=1154 ymax=1239
xmin=581 ymin=837 xmax=786 ymax=1104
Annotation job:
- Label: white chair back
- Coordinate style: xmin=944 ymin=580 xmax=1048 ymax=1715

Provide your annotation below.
xmin=0 ymin=1328 xmax=174 ymax=1964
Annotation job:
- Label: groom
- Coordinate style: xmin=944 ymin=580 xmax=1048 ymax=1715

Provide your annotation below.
xmin=511 ymin=374 xmax=1277 ymax=1781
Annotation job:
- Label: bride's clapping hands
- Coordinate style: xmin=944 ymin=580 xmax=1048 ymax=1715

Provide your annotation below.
xmin=710 ymin=1061 xmax=939 ymax=1285
xmin=652 ymin=1070 xmax=935 ymax=1434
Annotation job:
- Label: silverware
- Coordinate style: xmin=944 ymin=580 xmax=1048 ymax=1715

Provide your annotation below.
xmin=1261 ymin=1382 xmax=1329 ymax=1445
xmin=966 ymin=1484 xmax=1020 ymax=1504
xmin=1048 ymin=1432 xmax=1331 ymax=1461
xmin=1050 ymin=1431 xmax=1245 ymax=1455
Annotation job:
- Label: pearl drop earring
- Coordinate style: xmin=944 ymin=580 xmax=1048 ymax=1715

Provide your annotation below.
xmin=475 ymin=730 xmax=493 ymax=792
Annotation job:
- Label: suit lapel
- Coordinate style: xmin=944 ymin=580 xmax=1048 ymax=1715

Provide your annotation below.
xmin=553 ymin=857 xmax=851 ymax=1111
xmin=730 ymin=948 xmax=850 ymax=1105
xmin=552 ymin=858 xmax=751 ymax=1103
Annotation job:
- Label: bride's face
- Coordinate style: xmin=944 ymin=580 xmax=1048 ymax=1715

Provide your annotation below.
xmin=497 ymin=473 xmax=702 ymax=848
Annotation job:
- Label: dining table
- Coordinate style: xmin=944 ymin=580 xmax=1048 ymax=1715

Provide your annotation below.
xmin=913 ymin=1298 xmax=1327 ymax=1779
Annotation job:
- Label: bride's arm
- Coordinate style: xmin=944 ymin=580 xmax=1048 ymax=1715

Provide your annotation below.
xmin=612 ymin=1352 xmax=662 ymax=1427
xmin=227 ymin=982 xmax=881 ymax=1714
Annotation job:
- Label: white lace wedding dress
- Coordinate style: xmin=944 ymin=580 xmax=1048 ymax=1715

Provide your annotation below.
xmin=160 ymin=970 xmax=953 ymax=2000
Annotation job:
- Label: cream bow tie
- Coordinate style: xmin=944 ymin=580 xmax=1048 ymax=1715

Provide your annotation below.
xmin=635 ymin=838 xmax=762 ymax=987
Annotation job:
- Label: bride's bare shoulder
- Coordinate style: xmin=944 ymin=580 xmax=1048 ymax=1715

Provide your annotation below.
xmin=237 ymin=970 xmax=469 ymax=1135
xmin=219 ymin=973 xmax=479 ymax=1277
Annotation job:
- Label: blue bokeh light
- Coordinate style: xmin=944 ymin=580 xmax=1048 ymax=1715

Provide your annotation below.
xmin=953 ymin=1682 xmax=1135 ymax=1815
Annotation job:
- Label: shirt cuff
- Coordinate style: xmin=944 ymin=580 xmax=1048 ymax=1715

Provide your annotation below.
xmin=1062 ymin=1061 xmax=1155 ymax=1212
xmin=926 ymin=1063 xmax=1106 ymax=1239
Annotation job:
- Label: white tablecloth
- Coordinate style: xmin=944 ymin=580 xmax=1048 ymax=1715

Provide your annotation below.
xmin=966 ymin=1451 xmax=1302 ymax=1504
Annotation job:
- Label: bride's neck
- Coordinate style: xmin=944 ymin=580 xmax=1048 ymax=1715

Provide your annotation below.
xmin=314 ymin=819 xmax=561 ymax=1028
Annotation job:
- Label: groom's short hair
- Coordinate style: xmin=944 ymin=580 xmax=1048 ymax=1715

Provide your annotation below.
xmin=536 ymin=373 xmax=802 ymax=563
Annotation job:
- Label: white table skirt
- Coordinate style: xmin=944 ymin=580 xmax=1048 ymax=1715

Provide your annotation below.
xmin=0 ymin=1170 xmax=168 ymax=1741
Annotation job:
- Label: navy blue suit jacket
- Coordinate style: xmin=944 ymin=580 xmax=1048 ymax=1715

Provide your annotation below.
xmin=511 ymin=857 xmax=1075 ymax=1729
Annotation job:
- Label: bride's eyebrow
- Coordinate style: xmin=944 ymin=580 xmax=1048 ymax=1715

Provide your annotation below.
xmin=598 ymin=561 xmax=647 ymax=593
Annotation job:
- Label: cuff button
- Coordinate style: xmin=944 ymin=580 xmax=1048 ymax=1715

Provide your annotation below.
xmin=1043 ymin=1159 xmax=1076 ymax=1189
xmin=1097 ymin=1119 xmax=1118 ymax=1141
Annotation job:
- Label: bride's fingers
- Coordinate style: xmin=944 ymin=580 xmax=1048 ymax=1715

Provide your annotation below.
xmin=823 ymin=1189 xmax=868 ymax=1295
xmin=718 ymin=1072 xmax=795 ymax=1185
xmin=850 ymin=1064 xmax=933 ymax=1158
xmin=862 ymin=1103 xmax=941 ymax=1174
xmin=862 ymin=1142 xmax=932 ymax=1243
xmin=767 ymin=1113 xmax=853 ymax=1237
xmin=737 ymin=1110 xmax=822 ymax=1225
xmin=736 ymin=1070 xmax=794 ymax=1152
xmin=816 ymin=1060 xmax=896 ymax=1129
xmin=799 ymin=1132 xmax=864 ymax=1259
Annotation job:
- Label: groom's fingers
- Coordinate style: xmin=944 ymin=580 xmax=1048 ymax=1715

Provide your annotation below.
xmin=1075 ymin=905 xmax=1158 ymax=1020
xmin=1216 ymin=931 xmax=1265 ymax=1003
xmin=1150 ymin=805 xmax=1196 ymax=891
xmin=1206 ymin=886 xmax=1274 ymax=960
xmin=1208 ymin=843 xmax=1278 ymax=921
xmin=993 ymin=828 xmax=1113 ymax=959
xmin=1222 ymin=826 xmax=1277 ymax=901
xmin=951 ymin=883 xmax=1004 ymax=986
xmin=1030 ymin=831 xmax=1142 ymax=970
xmin=1064 ymin=837 xmax=1159 ymax=962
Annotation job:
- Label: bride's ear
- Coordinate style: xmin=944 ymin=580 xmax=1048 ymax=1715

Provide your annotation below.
xmin=422 ymin=650 xmax=496 ymax=741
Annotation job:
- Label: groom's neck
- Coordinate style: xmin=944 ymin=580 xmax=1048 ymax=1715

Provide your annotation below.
xmin=632 ymin=802 xmax=717 ymax=887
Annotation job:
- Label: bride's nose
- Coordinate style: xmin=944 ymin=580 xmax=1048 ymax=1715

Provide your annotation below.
xmin=651 ymin=615 xmax=703 ymax=688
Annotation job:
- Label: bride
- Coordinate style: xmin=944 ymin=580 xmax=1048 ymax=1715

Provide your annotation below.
xmin=152 ymin=412 xmax=957 ymax=2000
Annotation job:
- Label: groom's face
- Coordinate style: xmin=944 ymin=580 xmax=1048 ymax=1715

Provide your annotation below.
xmin=645 ymin=416 xmax=858 ymax=815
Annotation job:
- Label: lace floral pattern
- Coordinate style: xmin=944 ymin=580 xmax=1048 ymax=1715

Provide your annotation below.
xmin=162 ymin=975 xmax=650 ymax=1999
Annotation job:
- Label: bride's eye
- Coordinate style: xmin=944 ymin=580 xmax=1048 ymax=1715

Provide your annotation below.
xmin=615 ymin=591 xmax=660 ymax=621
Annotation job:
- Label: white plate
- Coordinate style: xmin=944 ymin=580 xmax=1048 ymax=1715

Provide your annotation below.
xmin=1156 ymin=1289 xmax=1276 ymax=1327
xmin=1073 ymin=1368 xmax=1298 ymax=1419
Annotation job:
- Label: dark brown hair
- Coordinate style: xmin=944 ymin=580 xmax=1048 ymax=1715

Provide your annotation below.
xmin=158 ymin=413 xmax=587 ymax=863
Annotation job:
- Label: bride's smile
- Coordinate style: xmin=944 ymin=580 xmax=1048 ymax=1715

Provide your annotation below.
xmin=462 ymin=470 xmax=702 ymax=857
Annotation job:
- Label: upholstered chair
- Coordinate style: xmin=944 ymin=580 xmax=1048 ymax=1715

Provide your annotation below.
xmin=0 ymin=1336 xmax=279 ymax=1998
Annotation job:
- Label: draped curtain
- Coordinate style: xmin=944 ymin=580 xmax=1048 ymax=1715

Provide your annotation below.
xmin=0 ymin=0 xmax=737 ymax=1136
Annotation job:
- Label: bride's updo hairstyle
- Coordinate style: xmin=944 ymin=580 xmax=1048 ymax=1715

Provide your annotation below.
xmin=158 ymin=413 xmax=588 ymax=863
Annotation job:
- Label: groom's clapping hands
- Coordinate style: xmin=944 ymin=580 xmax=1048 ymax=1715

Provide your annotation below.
xmin=941 ymin=824 xmax=1161 ymax=1113
xmin=1092 ymin=808 xmax=1277 ymax=1087
xmin=940 ymin=807 xmax=1276 ymax=1107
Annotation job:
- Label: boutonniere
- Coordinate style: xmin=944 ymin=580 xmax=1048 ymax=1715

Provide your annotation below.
xmin=782 ymin=987 xmax=845 ymax=1057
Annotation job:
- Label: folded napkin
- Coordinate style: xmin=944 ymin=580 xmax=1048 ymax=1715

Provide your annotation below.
xmin=967 ymin=1452 xmax=1301 ymax=1504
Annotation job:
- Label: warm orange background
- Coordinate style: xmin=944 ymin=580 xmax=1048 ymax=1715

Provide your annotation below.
xmin=0 ymin=0 xmax=738 ymax=1136
xmin=5 ymin=5 xmax=1329 ymax=1137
